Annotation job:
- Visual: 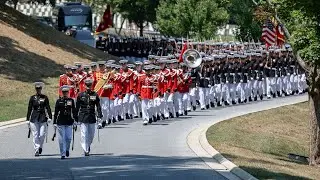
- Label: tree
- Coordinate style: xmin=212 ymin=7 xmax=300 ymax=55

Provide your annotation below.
xmin=156 ymin=0 xmax=229 ymax=40
xmin=114 ymin=0 xmax=159 ymax=36
xmin=228 ymin=0 xmax=262 ymax=41
xmin=249 ymin=0 xmax=320 ymax=165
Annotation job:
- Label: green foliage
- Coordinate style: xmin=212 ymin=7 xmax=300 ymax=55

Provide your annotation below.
xmin=156 ymin=0 xmax=229 ymax=40
xmin=228 ymin=0 xmax=262 ymax=41
xmin=269 ymin=0 xmax=320 ymax=64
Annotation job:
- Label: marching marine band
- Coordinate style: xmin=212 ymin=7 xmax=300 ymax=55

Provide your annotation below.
xmin=27 ymin=41 xmax=307 ymax=158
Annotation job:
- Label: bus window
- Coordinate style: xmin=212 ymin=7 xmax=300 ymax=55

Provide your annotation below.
xmin=64 ymin=15 xmax=90 ymax=27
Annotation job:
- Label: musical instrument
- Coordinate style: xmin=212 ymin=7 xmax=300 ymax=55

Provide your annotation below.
xmin=182 ymin=49 xmax=202 ymax=68
xmin=93 ymin=70 xmax=116 ymax=92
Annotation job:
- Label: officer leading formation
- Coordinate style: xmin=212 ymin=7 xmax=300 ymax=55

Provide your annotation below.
xmin=27 ymin=40 xmax=307 ymax=159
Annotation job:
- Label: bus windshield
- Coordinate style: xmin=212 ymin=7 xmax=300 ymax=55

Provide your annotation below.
xmin=64 ymin=15 xmax=90 ymax=27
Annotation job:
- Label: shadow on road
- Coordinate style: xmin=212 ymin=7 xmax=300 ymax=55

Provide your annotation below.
xmin=0 ymin=154 xmax=224 ymax=179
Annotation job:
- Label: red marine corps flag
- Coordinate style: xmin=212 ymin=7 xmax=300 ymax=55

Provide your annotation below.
xmin=276 ymin=24 xmax=285 ymax=47
xmin=95 ymin=5 xmax=112 ymax=34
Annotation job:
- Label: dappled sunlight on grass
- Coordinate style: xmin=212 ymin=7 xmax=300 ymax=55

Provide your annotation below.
xmin=207 ymin=102 xmax=320 ymax=179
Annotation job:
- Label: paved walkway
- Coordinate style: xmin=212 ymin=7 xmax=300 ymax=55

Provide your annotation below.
xmin=0 ymin=95 xmax=307 ymax=179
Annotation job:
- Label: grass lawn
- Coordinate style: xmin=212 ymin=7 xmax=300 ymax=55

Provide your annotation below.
xmin=207 ymin=102 xmax=320 ymax=180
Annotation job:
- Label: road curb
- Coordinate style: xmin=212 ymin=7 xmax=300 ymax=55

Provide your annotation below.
xmin=187 ymin=96 xmax=308 ymax=180
xmin=0 ymin=118 xmax=26 ymax=129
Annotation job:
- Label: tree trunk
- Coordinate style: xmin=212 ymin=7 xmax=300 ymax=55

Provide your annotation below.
xmin=309 ymin=89 xmax=320 ymax=165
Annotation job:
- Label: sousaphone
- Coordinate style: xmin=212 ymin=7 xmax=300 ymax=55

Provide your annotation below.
xmin=182 ymin=49 xmax=202 ymax=68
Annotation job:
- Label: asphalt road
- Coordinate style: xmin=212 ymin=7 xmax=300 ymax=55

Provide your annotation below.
xmin=0 ymin=95 xmax=307 ymax=180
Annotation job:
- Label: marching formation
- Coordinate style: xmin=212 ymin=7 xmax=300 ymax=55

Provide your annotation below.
xmin=26 ymin=41 xmax=308 ymax=159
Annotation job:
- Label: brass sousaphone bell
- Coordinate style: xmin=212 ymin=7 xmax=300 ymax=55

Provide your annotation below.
xmin=182 ymin=49 xmax=202 ymax=68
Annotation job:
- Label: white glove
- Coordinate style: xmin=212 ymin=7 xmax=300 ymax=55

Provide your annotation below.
xmin=97 ymin=118 xmax=102 ymax=124
xmin=47 ymin=118 xmax=52 ymax=123
xmin=53 ymin=124 xmax=58 ymax=130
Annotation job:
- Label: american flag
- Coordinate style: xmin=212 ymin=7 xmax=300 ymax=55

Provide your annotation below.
xmin=261 ymin=19 xmax=276 ymax=48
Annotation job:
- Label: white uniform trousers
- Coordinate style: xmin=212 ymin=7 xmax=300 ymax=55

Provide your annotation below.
xmin=187 ymin=89 xmax=192 ymax=111
xmin=30 ymin=122 xmax=47 ymax=153
xmin=209 ymin=86 xmax=215 ymax=105
xmin=292 ymin=74 xmax=298 ymax=93
xmin=199 ymin=87 xmax=206 ymax=109
xmin=236 ymin=82 xmax=245 ymax=102
xmin=214 ymin=84 xmax=222 ymax=104
xmin=154 ymin=97 xmax=161 ymax=116
xmin=221 ymin=83 xmax=231 ymax=104
xmin=141 ymin=99 xmax=152 ymax=121
xmin=298 ymin=74 xmax=307 ymax=93
xmin=129 ymin=94 xmax=136 ymax=116
xmin=122 ymin=93 xmax=130 ymax=116
xmin=167 ymin=93 xmax=176 ymax=115
xmin=173 ymin=92 xmax=180 ymax=114
xmin=276 ymin=76 xmax=283 ymax=96
xmin=257 ymin=80 xmax=264 ymax=97
xmin=189 ymin=87 xmax=198 ymax=107
xmin=205 ymin=88 xmax=210 ymax=105
xmin=163 ymin=93 xmax=170 ymax=118
xmin=228 ymin=83 xmax=236 ymax=102
xmin=252 ymin=80 xmax=258 ymax=98
xmin=133 ymin=95 xmax=141 ymax=117
xmin=80 ymin=123 xmax=95 ymax=153
xmin=181 ymin=93 xmax=189 ymax=113
xmin=245 ymin=80 xmax=253 ymax=99
xmin=113 ymin=97 xmax=121 ymax=120
xmin=100 ymin=97 xmax=110 ymax=121
xmin=57 ymin=125 xmax=72 ymax=157
xmin=282 ymin=75 xmax=290 ymax=94
xmin=266 ymin=77 xmax=276 ymax=97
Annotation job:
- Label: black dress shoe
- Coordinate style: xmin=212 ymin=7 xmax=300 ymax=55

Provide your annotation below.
xmin=184 ymin=110 xmax=188 ymax=116
xmin=196 ymin=100 xmax=200 ymax=105
xmin=112 ymin=117 xmax=117 ymax=123
xmin=125 ymin=113 xmax=130 ymax=119
xmin=118 ymin=115 xmax=124 ymax=121
xmin=85 ymin=152 xmax=89 ymax=156
xmin=193 ymin=106 xmax=196 ymax=111
xmin=224 ymin=101 xmax=228 ymax=106
xmin=88 ymin=146 xmax=90 ymax=153
xmin=134 ymin=115 xmax=139 ymax=118
xmin=232 ymin=101 xmax=236 ymax=105
xmin=249 ymin=97 xmax=252 ymax=102
xmin=129 ymin=114 xmax=133 ymax=119
xmin=107 ymin=119 xmax=111 ymax=125
xmin=260 ymin=95 xmax=263 ymax=100
xmin=277 ymin=91 xmax=281 ymax=97
xmin=35 ymin=151 xmax=40 ymax=157
xmin=201 ymin=108 xmax=205 ymax=110
xmin=206 ymin=104 xmax=210 ymax=109
xmin=161 ymin=114 xmax=165 ymax=120
xmin=238 ymin=99 xmax=241 ymax=104
xmin=176 ymin=112 xmax=179 ymax=118
xmin=148 ymin=118 xmax=153 ymax=124
xmin=273 ymin=93 xmax=276 ymax=98
xmin=187 ymin=110 xmax=191 ymax=112
xmin=254 ymin=96 xmax=257 ymax=101
xmin=61 ymin=156 xmax=66 ymax=159
xmin=157 ymin=115 xmax=160 ymax=120
xmin=101 ymin=121 xmax=106 ymax=128
xmin=244 ymin=99 xmax=247 ymax=103
xmin=217 ymin=102 xmax=222 ymax=106
xmin=169 ymin=112 xmax=174 ymax=118
xmin=210 ymin=102 xmax=215 ymax=107
xmin=140 ymin=112 xmax=142 ymax=118
xmin=39 ymin=148 xmax=42 ymax=155
xmin=153 ymin=115 xmax=157 ymax=122
xmin=66 ymin=151 xmax=69 ymax=157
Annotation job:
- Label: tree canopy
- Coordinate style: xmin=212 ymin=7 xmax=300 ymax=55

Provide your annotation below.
xmin=156 ymin=0 xmax=229 ymax=40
